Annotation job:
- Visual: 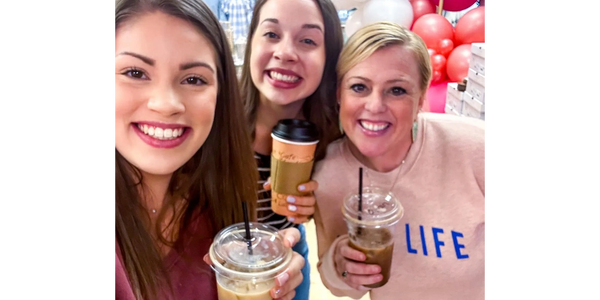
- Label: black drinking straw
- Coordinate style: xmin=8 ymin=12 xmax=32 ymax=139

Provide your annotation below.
xmin=358 ymin=167 xmax=363 ymax=220
xmin=357 ymin=168 xmax=363 ymax=235
xmin=242 ymin=201 xmax=253 ymax=255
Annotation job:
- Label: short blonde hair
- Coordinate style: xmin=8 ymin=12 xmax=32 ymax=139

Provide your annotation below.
xmin=337 ymin=21 xmax=432 ymax=94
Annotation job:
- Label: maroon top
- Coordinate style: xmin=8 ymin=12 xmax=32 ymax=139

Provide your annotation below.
xmin=116 ymin=212 xmax=217 ymax=300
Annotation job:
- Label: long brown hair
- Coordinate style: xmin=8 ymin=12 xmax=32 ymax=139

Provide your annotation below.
xmin=115 ymin=1 xmax=258 ymax=299
xmin=240 ymin=0 xmax=344 ymax=162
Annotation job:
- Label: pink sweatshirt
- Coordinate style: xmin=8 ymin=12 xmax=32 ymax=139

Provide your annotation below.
xmin=312 ymin=113 xmax=485 ymax=300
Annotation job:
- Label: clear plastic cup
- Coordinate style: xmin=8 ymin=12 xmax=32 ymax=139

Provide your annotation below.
xmin=209 ymin=222 xmax=292 ymax=300
xmin=342 ymin=186 xmax=404 ymax=288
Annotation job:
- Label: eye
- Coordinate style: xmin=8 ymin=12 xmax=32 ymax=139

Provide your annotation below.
xmin=122 ymin=68 xmax=148 ymax=80
xmin=301 ymin=38 xmax=316 ymax=46
xmin=182 ymin=76 xmax=208 ymax=86
xmin=390 ymin=87 xmax=406 ymax=96
xmin=264 ymin=32 xmax=279 ymax=39
xmin=350 ymin=84 xmax=366 ymax=93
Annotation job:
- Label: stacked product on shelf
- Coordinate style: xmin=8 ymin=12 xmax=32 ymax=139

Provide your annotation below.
xmin=463 ymin=43 xmax=485 ymax=120
xmin=445 ymin=79 xmax=467 ymax=116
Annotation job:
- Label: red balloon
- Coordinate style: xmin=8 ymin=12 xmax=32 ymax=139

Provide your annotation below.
xmin=446 ymin=44 xmax=472 ymax=82
xmin=411 ymin=14 xmax=454 ymax=50
xmin=431 ymin=70 xmax=446 ymax=84
xmin=431 ymin=54 xmax=447 ymax=72
xmin=428 ymin=48 xmax=438 ymax=59
xmin=411 ymin=0 xmax=436 ymax=27
xmin=429 ymin=0 xmax=477 ymax=12
xmin=455 ymin=6 xmax=485 ymax=45
xmin=438 ymin=38 xmax=454 ymax=57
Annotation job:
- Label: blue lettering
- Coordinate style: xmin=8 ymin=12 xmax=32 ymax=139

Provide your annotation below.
xmin=406 ymin=223 xmax=417 ymax=254
xmin=451 ymin=231 xmax=469 ymax=259
xmin=419 ymin=225 xmax=428 ymax=256
xmin=432 ymin=227 xmax=445 ymax=258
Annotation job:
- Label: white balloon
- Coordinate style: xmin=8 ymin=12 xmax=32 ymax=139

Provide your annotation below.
xmin=332 ymin=0 xmax=363 ymax=11
xmin=344 ymin=8 xmax=364 ymax=38
xmin=361 ymin=0 xmax=414 ymax=29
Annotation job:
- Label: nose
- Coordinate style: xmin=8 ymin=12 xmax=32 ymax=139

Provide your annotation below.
xmin=364 ymin=92 xmax=387 ymax=114
xmin=147 ymin=85 xmax=185 ymax=116
xmin=273 ymin=37 xmax=298 ymax=63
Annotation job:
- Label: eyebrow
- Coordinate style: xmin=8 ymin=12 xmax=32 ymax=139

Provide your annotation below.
xmin=117 ymin=51 xmax=155 ymax=66
xmin=260 ymin=18 xmax=323 ymax=33
xmin=117 ymin=51 xmax=214 ymax=73
xmin=180 ymin=61 xmax=215 ymax=73
xmin=348 ymin=76 xmax=409 ymax=84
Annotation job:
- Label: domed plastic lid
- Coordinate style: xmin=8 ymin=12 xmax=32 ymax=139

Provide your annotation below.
xmin=211 ymin=222 xmax=291 ymax=275
xmin=342 ymin=186 xmax=404 ymax=226
xmin=271 ymin=119 xmax=319 ymax=144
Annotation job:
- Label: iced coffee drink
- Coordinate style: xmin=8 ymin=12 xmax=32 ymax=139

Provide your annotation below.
xmin=209 ymin=223 xmax=292 ymax=300
xmin=342 ymin=186 xmax=403 ymax=288
xmin=348 ymin=227 xmax=395 ymax=288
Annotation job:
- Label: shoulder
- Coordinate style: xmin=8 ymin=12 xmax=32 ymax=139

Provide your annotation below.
xmin=420 ymin=113 xmax=484 ymax=153
xmin=314 ymin=138 xmax=345 ymax=175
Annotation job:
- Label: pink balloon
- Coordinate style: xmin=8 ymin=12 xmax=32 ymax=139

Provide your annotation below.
xmin=446 ymin=44 xmax=472 ymax=82
xmin=454 ymin=6 xmax=485 ymax=45
xmin=428 ymin=0 xmax=477 ymax=12
xmin=411 ymin=0 xmax=436 ymax=28
xmin=426 ymin=80 xmax=448 ymax=113
xmin=411 ymin=14 xmax=454 ymax=50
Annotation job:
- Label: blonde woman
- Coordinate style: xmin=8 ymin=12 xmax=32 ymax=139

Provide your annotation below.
xmin=312 ymin=22 xmax=484 ymax=300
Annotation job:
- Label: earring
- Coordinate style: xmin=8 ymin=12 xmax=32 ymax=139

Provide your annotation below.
xmin=411 ymin=121 xmax=418 ymax=143
xmin=339 ymin=119 xmax=344 ymax=135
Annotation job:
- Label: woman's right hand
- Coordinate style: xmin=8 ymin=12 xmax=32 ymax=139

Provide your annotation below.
xmin=334 ymin=238 xmax=383 ymax=291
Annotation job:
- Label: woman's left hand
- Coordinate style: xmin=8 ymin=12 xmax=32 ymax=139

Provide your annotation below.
xmin=264 ymin=178 xmax=318 ymax=224
xmin=203 ymin=228 xmax=305 ymax=300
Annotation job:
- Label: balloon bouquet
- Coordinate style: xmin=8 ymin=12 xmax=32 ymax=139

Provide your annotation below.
xmin=332 ymin=0 xmax=485 ymax=113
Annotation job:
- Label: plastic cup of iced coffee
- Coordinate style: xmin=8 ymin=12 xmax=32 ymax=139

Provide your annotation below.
xmin=270 ymin=119 xmax=319 ymax=217
xmin=209 ymin=222 xmax=292 ymax=300
xmin=342 ymin=186 xmax=404 ymax=289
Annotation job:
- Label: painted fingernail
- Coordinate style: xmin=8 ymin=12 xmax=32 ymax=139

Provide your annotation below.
xmin=288 ymin=204 xmax=297 ymax=211
xmin=288 ymin=216 xmax=296 ymax=222
xmin=286 ymin=235 xmax=295 ymax=246
xmin=298 ymin=185 xmax=306 ymax=191
xmin=276 ymin=272 xmax=290 ymax=286
xmin=286 ymin=196 xmax=296 ymax=203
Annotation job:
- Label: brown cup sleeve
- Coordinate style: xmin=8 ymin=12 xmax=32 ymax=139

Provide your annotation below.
xmin=271 ymin=156 xmax=314 ymax=196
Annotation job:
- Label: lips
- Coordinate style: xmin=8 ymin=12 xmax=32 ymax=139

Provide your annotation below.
xmin=357 ymin=119 xmax=391 ymax=137
xmin=132 ymin=122 xmax=191 ymax=148
xmin=265 ymin=68 xmax=303 ymax=89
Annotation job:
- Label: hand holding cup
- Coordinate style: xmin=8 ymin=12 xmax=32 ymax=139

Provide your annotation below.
xmin=264 ymin=178 xmax=318 ymax=224
xmin=333 ymin=236 xmax=383 ymax=291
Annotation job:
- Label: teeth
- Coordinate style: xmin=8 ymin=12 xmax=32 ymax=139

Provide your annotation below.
xmin=137 ymin=124 xmax=185 ymax=140
xmin=360 ymin=121 xmax=389 ymax=131
xmin=270 ymin=71 xmax=299 ymax=83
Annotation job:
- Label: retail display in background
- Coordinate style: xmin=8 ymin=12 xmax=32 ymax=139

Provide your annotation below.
xmin=445 ymin=81 xmax=465 ymax=116
xmin=463 ymin=43 xmax=485 ymax=120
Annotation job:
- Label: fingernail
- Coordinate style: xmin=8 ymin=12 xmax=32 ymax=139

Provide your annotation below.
xmin=276 ymin=272 xmax=290 ymax=286
xmin=286 ymin=196 xmax=295 ymax=203
xmin=263 ymin=179 xmax=270 ymax=188
xmin=288 ymin=216 xmax=295 ymax=222
xmin=298 ymin=185 xmax=306 ymax=191
xmin=286 ymin=235 xmax=295 ymax=246
xmin=288 ymin=204 xmax=297 ymax=211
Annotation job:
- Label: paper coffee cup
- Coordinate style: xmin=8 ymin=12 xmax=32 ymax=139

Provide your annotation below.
xmin=270 ymin=119 xmax=319 ymax=217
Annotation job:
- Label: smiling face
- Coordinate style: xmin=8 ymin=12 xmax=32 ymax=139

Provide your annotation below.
xmin=115 ymin=11 xmax=218 ymax=176
xmin=249 ymin=0 xmax=326 ymax=106
xmin=339 ymin=45 xmax=425 ymax=159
